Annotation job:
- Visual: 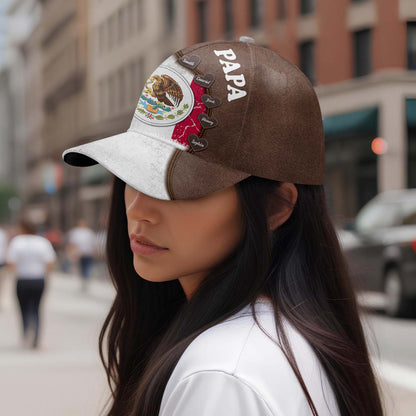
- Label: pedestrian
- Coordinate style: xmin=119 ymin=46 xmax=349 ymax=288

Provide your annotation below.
xmin=6 ymin=218 xmax=56 ymax=349
xmin=62 ymin=38 xmax=384 ymax=415
xmin=0 ymin=224 xmax=8 ymax=310
xmin=66 ymin=219 xmax=96 ymax=291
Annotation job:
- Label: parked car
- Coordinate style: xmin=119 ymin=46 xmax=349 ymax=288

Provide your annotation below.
xmin=337 ymin=188 xmax=416 ymax=318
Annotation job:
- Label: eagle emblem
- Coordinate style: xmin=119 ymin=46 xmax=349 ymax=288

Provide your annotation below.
xmin=149 ymin=75 xmax=184 ymax=108
xmin=135 ymin=66 xmax=194 ymax=126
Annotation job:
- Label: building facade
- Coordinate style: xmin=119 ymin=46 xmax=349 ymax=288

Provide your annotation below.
xmin=78 ymin=0 xmax=187 ymax=228
xmin=22 ymin=7 xmax=48 ymax=226
xmin=36 ymin=0 xmax=89 ymax=231
xmin=2 ymin=0 xmax=41 ymax=201
xmin=18 ymin=0 xmax=416 ymax=229
xmin=20 ymin=0 xmax=187 ymax=231
xmin=185 ymin=0 xmax=416 ymax=223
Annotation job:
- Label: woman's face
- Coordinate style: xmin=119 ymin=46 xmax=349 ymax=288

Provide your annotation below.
xmin=124 ymin=183 xmax=245 ymax=300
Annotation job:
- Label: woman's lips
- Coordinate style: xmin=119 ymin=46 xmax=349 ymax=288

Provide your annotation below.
xmin=129 ymin=236 xmax=168 ymax=255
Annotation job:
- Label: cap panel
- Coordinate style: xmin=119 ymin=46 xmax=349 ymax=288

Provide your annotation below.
xmin=128 ymin=54 xmax=198 ymax=150
xmin=170 ymin=150 xmax=250 ymax=200
xmin=173 ymin=41 xmax=325 ymax=185
xmin=236 ymin=47 xmax=325 ymax=184
xmin=176 ymin=42 xmax=253 ymax=169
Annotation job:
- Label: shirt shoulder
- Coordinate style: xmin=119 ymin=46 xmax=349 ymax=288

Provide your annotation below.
xmin=30 ymin=235 xmax=53 ymax=247
xmin=160 ymin=370 xmax=274 ymax=416
xmin=159 ymin=299 xmax=340 ymax=416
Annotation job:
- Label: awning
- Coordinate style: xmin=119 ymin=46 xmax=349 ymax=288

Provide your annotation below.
xmin=323 ymin=107 xmax=378 ymax=139
xmin=406 ymin=98 xmax=416 ymax=128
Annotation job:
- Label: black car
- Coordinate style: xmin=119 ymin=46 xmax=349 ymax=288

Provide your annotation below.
xmin=338 ymin=188 xmax=416 ymax=318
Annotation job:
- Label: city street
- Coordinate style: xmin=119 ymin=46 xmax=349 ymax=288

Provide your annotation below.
xmin=0 ymin=271 xmax=415 ymax=415
xmin=0 ymin=270 xmax=114 ymax=416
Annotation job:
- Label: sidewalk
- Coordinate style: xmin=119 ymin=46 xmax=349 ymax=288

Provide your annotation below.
xmin=0 ymin=270 xmax=115 ymax=416
xmin=0 ymin=271 xmax=415 ymax=415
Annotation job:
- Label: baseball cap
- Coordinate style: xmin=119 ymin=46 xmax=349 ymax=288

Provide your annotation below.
xmin=62 ymin=37 xmax=325 ymax=200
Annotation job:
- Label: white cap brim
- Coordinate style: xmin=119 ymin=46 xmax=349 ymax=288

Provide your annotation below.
xmin=62 ymin=130 xmax=183 ymax=200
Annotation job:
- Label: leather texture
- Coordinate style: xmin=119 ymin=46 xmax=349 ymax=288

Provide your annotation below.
xmin=169 ymin=40 xmax=325 ymax=200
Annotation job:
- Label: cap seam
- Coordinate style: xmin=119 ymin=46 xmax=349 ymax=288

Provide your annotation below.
xmin=166 ymin=149 xmax=183 ymax=199
xmin=180 ymin=40 xmax=242 ymax=56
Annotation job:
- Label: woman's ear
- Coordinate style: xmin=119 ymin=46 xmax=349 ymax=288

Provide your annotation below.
xmin=267 ymin=183 xmax=298 ymax=231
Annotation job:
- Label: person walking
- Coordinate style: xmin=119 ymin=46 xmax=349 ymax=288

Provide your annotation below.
xmin=67 ymin=219 xmax=96 ymax=291
xmin=0 ymin=225 xmax=8 ymax=311
xmin=62 ymin=38 xmax=384 ymax=415
xmin=6 ymin=218 xmax=56 ymax=349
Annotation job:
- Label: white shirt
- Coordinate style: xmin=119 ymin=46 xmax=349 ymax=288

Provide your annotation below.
xmin=68 ymin=227 xmax=96 ymax=256
xmin=7 ymin=234 xmax=56 ymax=279
xmin=159 ymin=297 xmax=340 ymax=416
xmin=0 ymin=228 xmax=8 ymax=264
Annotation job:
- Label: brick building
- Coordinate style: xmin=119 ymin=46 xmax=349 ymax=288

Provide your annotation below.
xmin=185 ymin=0 xmax=416 ymax=222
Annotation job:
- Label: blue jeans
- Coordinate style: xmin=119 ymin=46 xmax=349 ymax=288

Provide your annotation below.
xmin=79 ymin=255 xmax=94 ymax=279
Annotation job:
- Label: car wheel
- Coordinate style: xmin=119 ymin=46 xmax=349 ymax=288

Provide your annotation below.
xmin=384 ymin=267 xmax=413 ymax=318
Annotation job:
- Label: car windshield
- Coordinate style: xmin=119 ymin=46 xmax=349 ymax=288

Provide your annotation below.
xmin=355 ymin=201 xmax=401 ymax=233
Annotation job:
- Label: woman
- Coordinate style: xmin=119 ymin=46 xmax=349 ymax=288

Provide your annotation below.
xmin=6 ymin=218 xmax=56 ymax=349
xmin=62 ymin=39 xmax=384 ymax=415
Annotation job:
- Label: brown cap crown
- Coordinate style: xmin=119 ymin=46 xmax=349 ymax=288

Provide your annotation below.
xmin=169 ymin=40 xmax=324 ymax=199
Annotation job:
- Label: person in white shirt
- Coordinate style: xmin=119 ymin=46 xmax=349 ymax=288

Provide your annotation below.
xmin=6 ymin=218 xmax=56 ymax=349
xmin=61 ymin=40 xmax=384 ymax=415
xmin=66 ymin=219 xmax=96 ymax=291
xmin=0 ymin=225 xmax=8 ymax=310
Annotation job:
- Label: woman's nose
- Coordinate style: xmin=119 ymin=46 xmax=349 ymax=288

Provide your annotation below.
xmin=126 ymin=188 xmax=160 ymax=222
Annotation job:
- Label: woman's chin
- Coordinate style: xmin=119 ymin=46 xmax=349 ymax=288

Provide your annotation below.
xmin=133 ymin=261 xmax=173 ymax=283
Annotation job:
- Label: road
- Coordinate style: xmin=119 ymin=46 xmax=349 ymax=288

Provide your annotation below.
xmin=0 ymin=271 xmax=415 ymax=415
xmin=359 ymin=293 xmax=416 ymax=416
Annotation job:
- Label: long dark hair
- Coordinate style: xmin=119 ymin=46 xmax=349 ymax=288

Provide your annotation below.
xmin=98 ymin=174 xmax=385 ymax=416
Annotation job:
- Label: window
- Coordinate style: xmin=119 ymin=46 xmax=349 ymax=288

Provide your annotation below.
xmin=118 ymin=67 xmax=126 ymax=109
xmin=407 ymin=22 xmax=416 ymax=70
xmin=118 ymin=8 xmax=124 ymax=44
xmin=136 ymin=0 xmax=144 ymax=32
xmin=128 ymin=59 xmax=144 ymax=104
xmin=166 ymin=0 xmax=175 ymax=32
xmin=224 ymin=0 xmax=233 ymax=40
xmin=108 ymin=15 xmax=115 ymax=50
xmin=109 ymin=74 xmax=116 ymax=113
xmin=99 ymin=24 xmax=105 ymax=55
xmin=129 ymin=61 xmax=137 ymax=103
xmin=98 ymin=79 xmax=105 ymax=118
xmin=127 ymin=1 xmax=134 ymax=35
xmin=353 ymin=28 xmax=372 ymax=77
xmin=250 ymin=0 xmax=263 ymax=29
xmin=138 ymin=57 xmax=145 ymax=87
xmin=300 ymin=40 xmax=315 ymax=85
xmin=197 ymin=1 xmax=208 ymax=42
xmin=300 ymin=0 xmax=315 ymax=15
xmin=277 ymin=0 xmax=286 ymax=20
xmin=134 ymin=57 xmax=145 ymax=99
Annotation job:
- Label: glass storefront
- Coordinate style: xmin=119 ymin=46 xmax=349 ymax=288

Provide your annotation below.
xmin=323 ymin=107 xmax=378 ymax=222
xmin=407 ymin=99 xmax=416 ymax=189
